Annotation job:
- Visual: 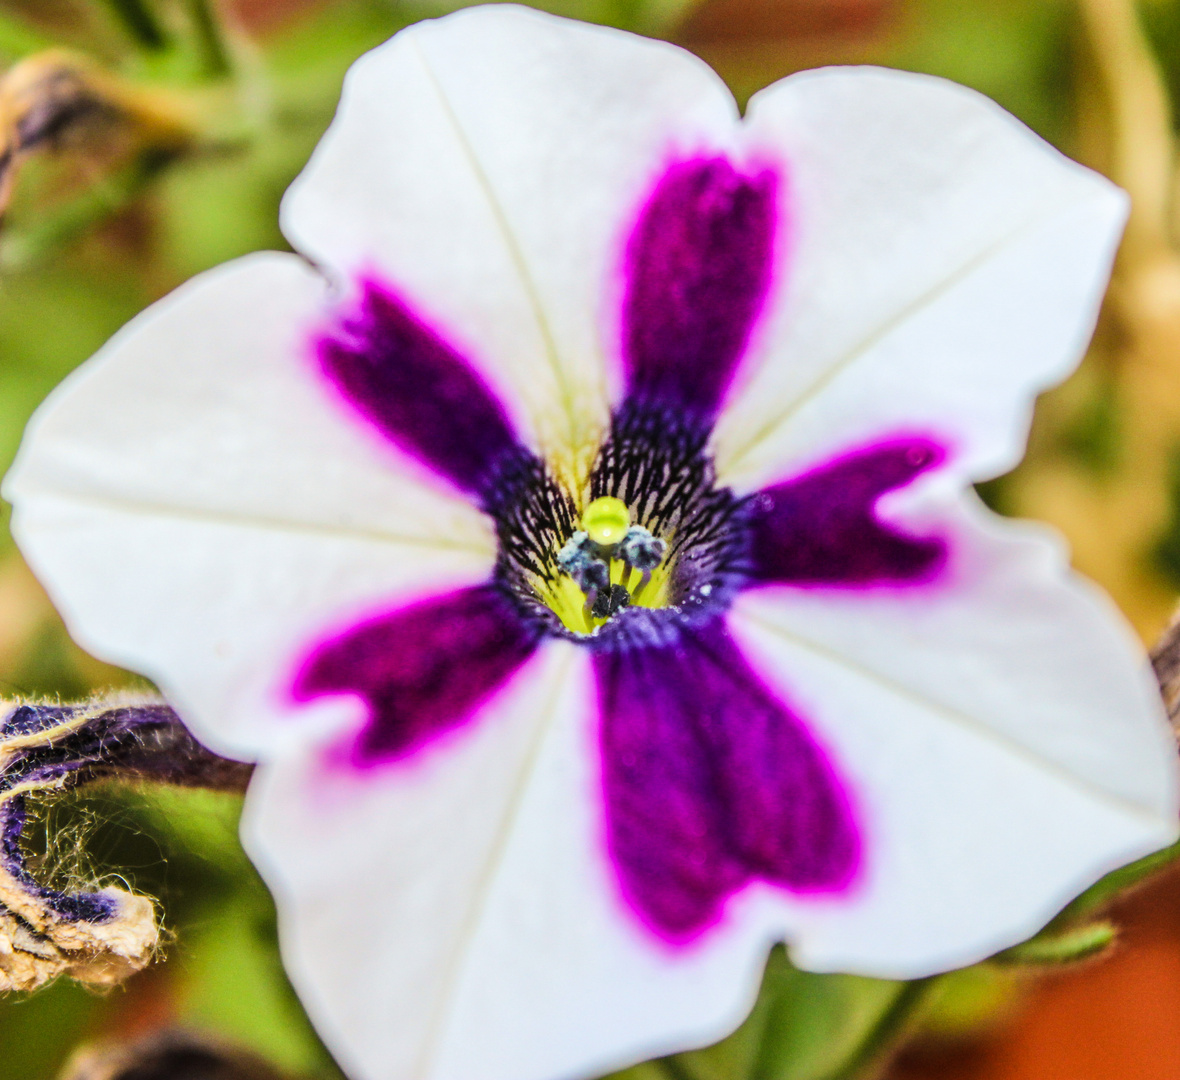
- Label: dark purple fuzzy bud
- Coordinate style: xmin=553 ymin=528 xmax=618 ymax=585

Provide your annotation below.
xmin=0 ymin=696 xmax=252 ymax=992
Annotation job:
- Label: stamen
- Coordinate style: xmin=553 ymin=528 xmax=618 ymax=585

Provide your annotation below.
xmin=618 ymin=525 xmax=666 ymax=602
xmin=557 ymin=531 xmax=601 ymax=586
xmin=554 ymin=515 xmax=670 ymax=632
xmin=619 ymin=525 xmax=666 ymax=572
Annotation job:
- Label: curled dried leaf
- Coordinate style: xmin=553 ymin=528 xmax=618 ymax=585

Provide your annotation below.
xmin=0 ymin=875 xmax=155 ymax=992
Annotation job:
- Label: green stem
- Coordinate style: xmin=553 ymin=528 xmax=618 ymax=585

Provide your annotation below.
xmin=184 ymin=0 xmax=233 ymax=79
xmin=102 ymin=0 xmax=168 ymax=50
xmin=656 ymin=1059 xmax=698 ymax=1080
xmin=826 ymin=978 xmax=935 ymax=1080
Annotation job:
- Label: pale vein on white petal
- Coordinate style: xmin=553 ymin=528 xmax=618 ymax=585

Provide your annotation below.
xmin=22 ymin=488 xmax=493 ymax=554
xmin=720 ymin=194 xmax=1097 ymax=477
xmin=737 ymin=604 xmax=1169 ymax=826
xmin=414 ymin=644 xmax=578 ymax=1078
xmin=409 ymin=39 xmax=580 ymax=453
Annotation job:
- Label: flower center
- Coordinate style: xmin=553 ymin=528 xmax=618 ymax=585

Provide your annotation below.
xmin=545 ymin=496 xmax=673 ymax=634
xmin=487 ymin=400 xmax=749 ymax=649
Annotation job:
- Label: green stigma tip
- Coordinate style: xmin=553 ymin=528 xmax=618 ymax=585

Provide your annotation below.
xmin=581 ymin=496 xmax=630 ymax=547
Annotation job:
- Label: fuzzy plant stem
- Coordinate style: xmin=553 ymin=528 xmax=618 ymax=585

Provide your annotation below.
xmin=0 ymin=696 xmax=250 ymax=991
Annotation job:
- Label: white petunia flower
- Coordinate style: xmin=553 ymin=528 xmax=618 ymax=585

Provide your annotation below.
xmin=4 ymin=7 xmax=1178 ymax=1080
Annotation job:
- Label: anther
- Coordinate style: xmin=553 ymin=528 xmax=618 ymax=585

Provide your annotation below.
xmin=558 ymin=531 xmax=594 ymax=578
xmin=619 ymin=526 xmax=666 ymax=572
xmin=619 ymin=525 xmax=666 ymax=600
xmin=591 ymin=584 xmax=631 ymax=620
xmin=558 ymin=532 xmax=610 ymax=592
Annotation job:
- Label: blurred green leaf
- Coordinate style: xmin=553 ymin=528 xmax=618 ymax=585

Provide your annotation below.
xmin=607 ymin=1066 xmax=674 ymax=1080
xmin=914 ymin=963 xmax=1017 ymax=1038
xmin=184 ymin=0 xmax=232 ymax=78
xmin=134 ymin=788 xmax=341 ymax=1075
xmin=0 ymin=150 xmax=178 ymax=273
xmin=0 ymin=7 xmax=52 ymax=59
xmin=1058 ymin=378 xmax=1123 ymax=475
xmin=886 ymin=0 xmax=1075 ymax=146
xmin=0 ymin=260 xmax=148 ymax=551
xmin=177 ymin=894 xmax=342 ymax=1077
xmin=0 ymin=978 xmax=107 ymax=1080
xmin=1140 ymin=0 xmax=1180 ymax=132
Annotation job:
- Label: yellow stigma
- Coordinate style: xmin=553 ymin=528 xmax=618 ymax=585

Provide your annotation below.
xmin=581 ymin=496 xmax=630 ymax=547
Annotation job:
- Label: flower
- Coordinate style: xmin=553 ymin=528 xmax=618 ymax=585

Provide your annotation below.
xmin=4 ymin=6 xmax=1179 ymax=1080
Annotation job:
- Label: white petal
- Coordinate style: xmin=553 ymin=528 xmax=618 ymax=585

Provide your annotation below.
xmin=247 ymin=642 xmax=774 ymax=1080
xmin=247 ymin=483 xmax=1180 ymax=1080
xmin=4 ymin=253 xmax=495 ymax=758
xmin=281 ymin=5 xmax=738 ymax=463
xmin=727 ymin=491 xmax=1179 ymax=976
xmin=713 ymin=67 xmax=1127 ymax=491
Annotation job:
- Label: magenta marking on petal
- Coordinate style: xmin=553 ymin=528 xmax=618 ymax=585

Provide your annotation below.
xmin=622 ymin=157 xmax=778 ymax=418
xmin=293 ymin=585 xmax=538 ymax=769
xmin=748 ymin=438 xmax=949 ymax=589
xmin=315 ymin=280 xmax=523 ymax=498
xmin=594 ymin=622 xmax=860 ymax=945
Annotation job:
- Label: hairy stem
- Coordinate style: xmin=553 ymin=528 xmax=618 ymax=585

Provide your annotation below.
xmin=0 ymin=695 xmax=251 ymax=991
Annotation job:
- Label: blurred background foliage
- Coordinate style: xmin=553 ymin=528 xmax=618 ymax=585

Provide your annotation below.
xmin=1 ymin=1 xmax=1180 ymax=1078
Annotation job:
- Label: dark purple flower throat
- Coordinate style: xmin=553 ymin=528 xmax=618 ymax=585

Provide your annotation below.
xmin=297 ymin=157 xmax=947 ymax=943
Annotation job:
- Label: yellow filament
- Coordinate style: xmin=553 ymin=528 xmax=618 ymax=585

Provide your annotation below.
xmin=540 ymin=552 xmax=674 ymax=635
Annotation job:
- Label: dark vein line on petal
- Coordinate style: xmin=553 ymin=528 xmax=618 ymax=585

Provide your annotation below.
xmin=721 ymin=192 xmax=1101 ymax=475
xmin=736 ymin=605 xmax=1172 ymax=827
